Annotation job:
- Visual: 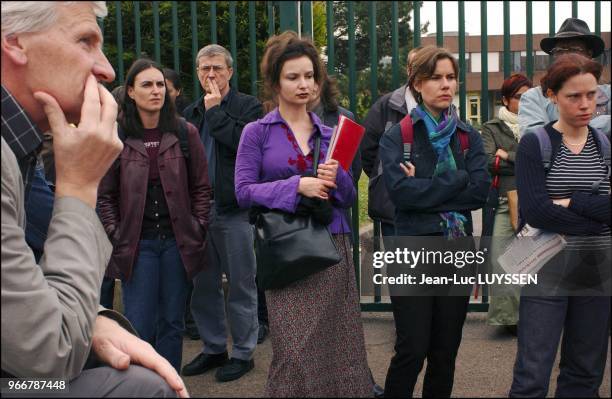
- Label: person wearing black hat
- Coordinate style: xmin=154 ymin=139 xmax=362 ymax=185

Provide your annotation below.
xmin=518 ymin=18 xmax=610 ymax=137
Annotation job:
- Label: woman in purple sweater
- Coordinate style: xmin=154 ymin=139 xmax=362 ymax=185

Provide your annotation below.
xmin=510 ymin=54 xmax=610 ymax=397
xmin=234 ymin=32 xmax=372 ymax=397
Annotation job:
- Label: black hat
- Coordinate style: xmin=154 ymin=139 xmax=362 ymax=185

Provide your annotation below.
xmin=540 ymin=18 xmax=605 ymax=58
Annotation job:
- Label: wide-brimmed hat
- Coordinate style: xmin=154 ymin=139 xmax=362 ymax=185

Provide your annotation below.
xmin=540 ymin=18 xmax=605 ymax=57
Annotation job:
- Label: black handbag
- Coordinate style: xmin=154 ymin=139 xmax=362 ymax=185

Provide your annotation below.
xmin=253 ymin=136 xmax=341 ymax=290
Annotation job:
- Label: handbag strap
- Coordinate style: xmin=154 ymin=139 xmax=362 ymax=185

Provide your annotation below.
xmin=313 ymin=135 xmax=321 ymax=173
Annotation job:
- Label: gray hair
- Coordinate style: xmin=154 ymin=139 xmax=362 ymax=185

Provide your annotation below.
xmin=195 ymin=44 xmax=233 ymax=68
xmin=1 ymin=2 xmax=107 ymax=36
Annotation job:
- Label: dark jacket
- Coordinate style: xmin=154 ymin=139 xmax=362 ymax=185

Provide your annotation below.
xmin=183 ymin=88 xmax=263 ymax=214
xmin=515 ymin=124 xmax=610 ymax=235
xmin=361 ymin=84 xmax=410 ymax=178
xmin=379 ymin=110 xmax=490 ymax=235
xmin=480 ymin=117 xmax=519 ymax=196
xmin=97 ymin=122 xmax=212 ymax=281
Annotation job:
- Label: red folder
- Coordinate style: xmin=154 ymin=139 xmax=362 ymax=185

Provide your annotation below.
xmin=325 ymin=114 xmax=366 ymax=171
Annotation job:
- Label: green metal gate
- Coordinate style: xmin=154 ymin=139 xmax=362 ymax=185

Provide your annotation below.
xmin=101 ymin=1 xmax=607 ymax=312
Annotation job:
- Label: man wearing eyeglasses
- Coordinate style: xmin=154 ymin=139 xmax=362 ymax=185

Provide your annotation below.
xmin=182 ymin=44 xmax=263 ymax=382
xmin=518 ymin=18 xmax=610 ymax=137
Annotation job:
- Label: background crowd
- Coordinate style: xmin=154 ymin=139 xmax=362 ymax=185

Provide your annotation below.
xmin=1 ymin=1 xmax=610 ymax=398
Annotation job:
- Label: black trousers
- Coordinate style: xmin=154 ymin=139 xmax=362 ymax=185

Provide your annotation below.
xmin=384 ymin=295 xmax=469 ymax=398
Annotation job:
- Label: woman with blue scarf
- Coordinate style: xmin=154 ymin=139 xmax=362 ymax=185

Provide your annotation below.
xmin=379 ymin=46 xmax=489 ymax=397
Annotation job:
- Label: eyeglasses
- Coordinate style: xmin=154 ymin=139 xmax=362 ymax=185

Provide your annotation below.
xmin=550 ymin=46 xmax=591 ymax=56
xmin=197 ymin=64 xmax=226 ymax=73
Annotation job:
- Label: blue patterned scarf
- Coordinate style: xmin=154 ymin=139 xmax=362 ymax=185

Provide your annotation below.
xmin=414 ymin=104 xmax=467 ymax=239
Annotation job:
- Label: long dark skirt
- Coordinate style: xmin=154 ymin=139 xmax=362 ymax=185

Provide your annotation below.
xmin=264 ymin=234 xmax=373 ymax=398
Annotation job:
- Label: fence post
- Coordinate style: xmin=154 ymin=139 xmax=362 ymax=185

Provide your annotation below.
xmin=326 ymin=1 xmax=334 ymax=75
xmin=480 ymin=1 xmax=488 ymax=124
xmin=114 ymin=1 xmax=124 ymax=85
xmin=503 ymin=0 xmax=510 ymax=78
xmin=134 ymin=1 xmax=141 ymax=58
xmin=268 ymin=2 xmax=275 ymax=37
xmin=302 ymin=1 xmax=313 ymax=38
xmin=549 ymin=1 xmax=555 ymax=65
xmin=153 ymin=1 xmax=160 ymax=64
xmin=249 ymin=1 xmax=257 ymax=97
xmin=436 ymin=1 xmax=443 ymax=47
xmin=459 ymin=1 xmax=466 ymax=122
xmin=413 ymin=1 xmax=421 ymax=48
xmin=526 ymin=1 xmax=533 ymax=80
xmin=392 ymin=1 xmax=399 ymax=88
xmin=229 ymin=1 xmax=238 ymax=90
xmin=279 ymin=2 xmax=299 ymax=33
xmin=210 ymin=1 xmax=217 ymax=44
xmin=369 ymin=1 xmax=378 ymax=103
xmin=172 ymin=1 xmax=179 ymax=72
xmin=191 ymin=1 xmax=200 ymax=100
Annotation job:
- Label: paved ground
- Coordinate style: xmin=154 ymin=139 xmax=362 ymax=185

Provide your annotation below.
xmin=181 ymin=311 xmax=611 ymax=397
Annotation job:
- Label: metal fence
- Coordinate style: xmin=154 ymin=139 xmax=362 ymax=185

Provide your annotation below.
xmin=102 ymin=1 xmax=607 ymax=312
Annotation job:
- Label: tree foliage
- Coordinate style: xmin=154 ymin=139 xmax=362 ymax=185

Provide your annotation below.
xmin=101 ymin=1 xmax=425 ymax=120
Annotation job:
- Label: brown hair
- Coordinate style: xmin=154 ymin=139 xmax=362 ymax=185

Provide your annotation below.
xmin=260 ymin=31 xmax=324 ymax=103
xmin=408 ymin=45 xmax=459 ymax=102
xmin=541 ymin=53 xmax=602 ymax=96
xmin=501 ymin=73 xmax=533 ymax=101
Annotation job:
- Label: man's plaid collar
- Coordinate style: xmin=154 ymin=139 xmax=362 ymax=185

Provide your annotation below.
xmin=1 ymin=85 xmax=44 ymax=160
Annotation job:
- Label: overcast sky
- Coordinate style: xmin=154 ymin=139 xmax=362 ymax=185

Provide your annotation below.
xmin=416 ymin=1 xmax=611 ymax=36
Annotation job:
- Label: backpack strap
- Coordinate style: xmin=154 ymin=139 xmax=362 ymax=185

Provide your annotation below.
xmin=534 ymin=127 xmax=553 ymax=174
xmin=457 ymin=130 xmax=470 ymax=153
xmin=590 ymin=128 xmax=611 ymax=194
xmin=399 ymin=114 xmax=414 ymax=162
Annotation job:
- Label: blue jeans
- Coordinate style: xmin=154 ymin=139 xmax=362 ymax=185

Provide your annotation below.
xmin=510 ymin=295 xmax=610 ymax=397
xmin=122 ymin=238 xmax=189 ymax=372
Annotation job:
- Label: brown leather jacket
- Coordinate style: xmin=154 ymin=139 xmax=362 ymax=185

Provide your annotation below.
xmin=97 ymin=122 xmax=212 ymax=281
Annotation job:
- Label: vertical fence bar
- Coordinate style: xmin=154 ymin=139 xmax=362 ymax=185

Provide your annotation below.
xmin=480 ymin=1 xmax=488 ymax=124
xmin=326 ymin=1 xmax=334 ymax=75
xmin=114 ymin=2 xmax=124 ymax=85
xmin=268 ymin=2 xmax=275 ymax=37
xmin=370 ymin=2 xmax=378 ymax=102
xmin=549 ymin=1 xmax=555 ymax=65
xmin=153 ymin=1 xmax=160 ymax=64
xmin=172 ymin=2 xmax=179 ymax=72
xmin=595 ymin=1 xmax=602 ymax=63
xmin=436 ymin=1 xmax=443 ymax=47
xmin=526 ymin=1 xmax=533 ymax=80
xmin=348 ymin=1 xmax=356 ymax=116
xmin=347 ymin=0 xmax=359 ymax=283
xmin=249 ymin=2 xmax=257 ymax=96
xmin=134 ymin=1 xmax=141 ymax=58
xmin=191 ymin=1 xmax=200 ymax=99
xmin=413 ymin=1 xmax=421 ymax=48
xmin=571 ymin=1 xmax=578 ymax=18
xmin=279 ymin=2 xmax=299 ymax=32
xmin=459 ymin=1 xmax=466 ymax=122
xmin=302 ymin=1 xmax=313 ymax=38
xmin=210 ymin=1 xmax=217 ymax=44
xmin=229 ymin=1 xmax=238 ymax=89
xmin=392 ymin=1 xmax=399 ymax=88
xmin=503 ymin=0 xmax=510 ymax=78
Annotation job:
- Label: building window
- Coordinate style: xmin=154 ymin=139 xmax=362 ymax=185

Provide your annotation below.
xmin=468 ymin=96 xmax=480 ymax=126
xmin=511 ymin=51 xmax=522 ymax=72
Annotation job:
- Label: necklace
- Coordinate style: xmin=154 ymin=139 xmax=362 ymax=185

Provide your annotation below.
xmin=563 ymin=138 xmax=587 ymax=147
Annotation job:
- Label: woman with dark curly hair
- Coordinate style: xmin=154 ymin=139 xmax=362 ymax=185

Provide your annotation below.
xmin=234 ymin=31 xmax=372 ymax=397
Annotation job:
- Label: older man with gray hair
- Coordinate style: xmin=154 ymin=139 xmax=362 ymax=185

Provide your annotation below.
xmin=1 ymin=2 xmax=187 ymax=397
xmin=182 ymin=44 xmax=262 ymax=382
